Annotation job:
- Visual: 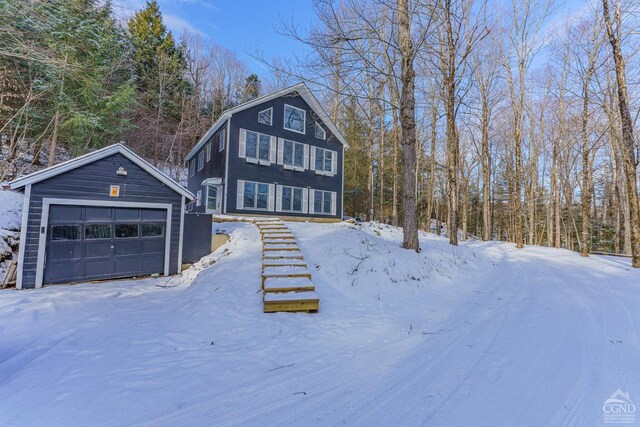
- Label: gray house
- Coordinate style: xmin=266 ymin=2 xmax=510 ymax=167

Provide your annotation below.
xmin=9 ymin=144 xmax=194 ymax=289
xmin=185 ymin=82 xmax=349 ymax=220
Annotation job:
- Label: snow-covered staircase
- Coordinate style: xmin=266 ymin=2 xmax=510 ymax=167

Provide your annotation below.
xmin=256 ymin=219 xmax=319 ymax=313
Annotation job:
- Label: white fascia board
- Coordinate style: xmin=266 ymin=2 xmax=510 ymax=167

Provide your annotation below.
xmin=185 ymin=114 xmax=231 ymax=160
xmin=9 ymin=144 xmax=194 ymax=200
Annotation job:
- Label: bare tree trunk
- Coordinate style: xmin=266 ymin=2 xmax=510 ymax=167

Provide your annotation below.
xmin=397 ymin=0 xmax=419 ymax=251
xmin=49 ymin=52 xmax=68 ymax=166
xmin=603 ymin=0 xmax=640 ymax=267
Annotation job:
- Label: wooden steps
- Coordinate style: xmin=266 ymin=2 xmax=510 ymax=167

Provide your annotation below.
xmin=254 ymin=219 xmax=318 ymax=313
xmin=262 ymin=258 xmax=308 ymax=268
xmin=263 ymin=250 xmax=304 ymax=260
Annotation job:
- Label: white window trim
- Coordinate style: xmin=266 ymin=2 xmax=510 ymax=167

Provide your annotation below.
xmin=277 ymin=185 xmax=308 ymax=213
xmin=189 ymin=159 xmax=195 ymax=176
xmin=283 ymin=103 xmax=306 ymax=134
xmin=258 ymin=107 xmax=273 ymax=126
xmin=239 ymin=128 xmax=276 ymax=165
xmin=196 ymin=190 xmax=202 ymax=207
xmin=279 ymin=138 xmax=308 ymax=171
xmin=236 ymin=179 xmax=275 ymax=211
xmin=206 ymin=142 xmax=211 ymax=162
xmin=198 ymin=151 xmax=204 ymax=171
xmin=313 ymin=147 xmax=337 ymax=176
xmin=309 ymin=189 xmax=336 ymax=215
xmin=219 ymin=132 xmax=225 ymax=152
xmin=315 ymin=122 xmax=326 ymax=140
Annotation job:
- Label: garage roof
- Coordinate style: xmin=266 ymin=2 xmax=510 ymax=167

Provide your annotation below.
xmin=9 ymin=143 xmax=195 ymax=199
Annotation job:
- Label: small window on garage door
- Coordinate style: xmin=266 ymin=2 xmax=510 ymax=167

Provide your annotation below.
xmin=141 ymin=223 xmax=164 ymax=237
xmin=51 ymin=225 xmax=81 ymax=240
xmin=115 ymin=224 xmax=139 ymax=238
xmin=85 ymin=224 xmax=111 ymax=239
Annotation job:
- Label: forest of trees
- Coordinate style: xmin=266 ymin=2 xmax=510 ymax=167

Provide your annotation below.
xmin=1 ymin=0 xmax=639 ymax=265
xmin=270 ymin=0 xmax=640 ymax=265
xmin=0 ymin=0 xmax=261 ymax=179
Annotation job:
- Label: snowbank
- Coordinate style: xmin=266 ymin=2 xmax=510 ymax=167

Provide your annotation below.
xmin=0 ymin=220 xmax=639 ymax=426
xmin=0 ymin=190 xmax=22 ymax=276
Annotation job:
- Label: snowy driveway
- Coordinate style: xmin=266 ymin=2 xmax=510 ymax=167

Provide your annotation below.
xmin=0 ymin=222 xmax=638 ymax=426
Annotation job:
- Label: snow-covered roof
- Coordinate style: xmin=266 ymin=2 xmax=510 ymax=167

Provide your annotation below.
xmin=9 ymin=143 xmax=195 ymax=199
xmin=185 ymin=82 xmax=349 ymax=160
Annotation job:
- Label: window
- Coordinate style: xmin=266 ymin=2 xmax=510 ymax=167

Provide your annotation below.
xmin=207 ymin=185 xmax=218 ymax=211
xmin=115 ymin=224 xmax=139 ymax=238
xmin=85 ymin=224 xmax=111 ymax=239
xmin=219 ymin=131 xmax=225 ymax=152
xmin=141 ymin=223 xmax=164 ymax=237
xmin=246 ymin=130 xmax=271 ymax=162
xmin=284 ymin=104 xmax=306 ymax=134
xmin=313 ymin=190 xmax=333 ymax=215
xmin=281 ymin=186 xmax=304 ymax=212
xmin=282 ymin=139 xmax=306 ymax=169
xmin=51 ymin=225 xmax=80 ymax=240
xmin=189 ymin=159 xmax=195 ymax=176
xmin=314 ymin=147 xmax=335 ymax=174
xmin=206 ymin=143 xmax=211 ymax=162
xmin=196 ymin=190 xmax=202 ymax=207
xmin=244 ymin=181 xmax=269 ymax=210
xmin=198 ymin=151 xmax=205 ymax=171
xmin=315 ymin=122 xmax=326 ymax=140
xmin=258 ymin=108 xmax=272 ymax=125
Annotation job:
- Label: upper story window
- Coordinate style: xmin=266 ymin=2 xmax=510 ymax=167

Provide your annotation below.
xmin=315 ymin=122 xmax=326 ymax=140
xmin=247 ymin=130 xmax=270 ymax=161
xmin=189 ymin=159 xmax=195 ymax=176
xmin=219 ymin=131 xmax=225 ymax=152
xmin=239 ymin=129 xmax=276 ymax=165
xmin=258 ymin=108 xmax=272 ymax=125
xmin=206 ymin=142 xmax=211 ymax=162
xmin=281 ymin=139 xmax=307 ymax=170
xmin=284 ymin=104 xmax=306 ymax=134
xmin=198 ymin=150 xmax=205 ymax=171
xmin=312 ymin=147 xmax=337 ymax=175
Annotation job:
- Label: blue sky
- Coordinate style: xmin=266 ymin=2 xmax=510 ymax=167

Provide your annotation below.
xmin=113 ymin=0 xmax=593 ymax=79
xmin=114 ymin=0 xmax=316 ymax=76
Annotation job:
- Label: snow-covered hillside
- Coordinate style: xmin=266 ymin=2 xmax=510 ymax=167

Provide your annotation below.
xmin=0 ymin=190 xmax=22 ymax=276
xmin=0 ymin=221 xmax=639 ymax=426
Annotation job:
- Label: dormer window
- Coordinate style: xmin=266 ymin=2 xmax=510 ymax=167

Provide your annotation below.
xmin=258 ymin=107 xmax=272 ymax=125
xmin=315 ymin=122 xmax=326 ymax=140
xmin=284 ymin=104 xmax=306 ymax=134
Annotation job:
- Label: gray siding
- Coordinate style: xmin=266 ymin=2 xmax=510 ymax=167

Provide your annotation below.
xmin=226 ymin=93 xmax=343 ymax=218
xmin=22 ymin=153 xmax=183 ymax=289
xmin=187 ymin=122 xmax=227 ymax=213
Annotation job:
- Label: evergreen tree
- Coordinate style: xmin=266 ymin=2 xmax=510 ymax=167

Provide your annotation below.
xmin=241 ymin=74 xmax=261 ymax=103
xmin=128 ymin=0 xmax=190 ymax=160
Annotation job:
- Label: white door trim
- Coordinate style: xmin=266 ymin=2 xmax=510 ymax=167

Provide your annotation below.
xmin=35 ymin=198 xmax=173 ymax=288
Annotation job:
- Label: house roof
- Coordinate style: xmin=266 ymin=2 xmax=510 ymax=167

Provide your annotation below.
xmin=9 ymin=143 xmax=195 ymax=199
xmin=185 ymin=82 xmax=349 ymax=160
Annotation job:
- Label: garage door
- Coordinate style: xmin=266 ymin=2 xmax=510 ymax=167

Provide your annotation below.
xmin=44 ymin=205 xmax=167 ymax=285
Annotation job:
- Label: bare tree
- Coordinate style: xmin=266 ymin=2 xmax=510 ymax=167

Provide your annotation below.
xmin=602 ymin=0 xmax=640 ymax=267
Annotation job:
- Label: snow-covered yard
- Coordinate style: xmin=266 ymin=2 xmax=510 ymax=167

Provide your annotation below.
xmin=1 ymin=220 xmax=639 ymax=426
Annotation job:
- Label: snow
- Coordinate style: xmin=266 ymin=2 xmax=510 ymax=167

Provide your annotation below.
xmin=264 ymin=290 xmax=319 ymax=302
xmin=1 ymin=220 xmax=639 ymax=426
xmin=0 ymin=190 xmax=22 ymax=275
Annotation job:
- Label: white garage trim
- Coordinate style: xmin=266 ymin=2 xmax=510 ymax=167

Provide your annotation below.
xmin=35 ymin=198 xmax=173 ymax=288
xmin=16 ymin=184 xmax=31 ymax=290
